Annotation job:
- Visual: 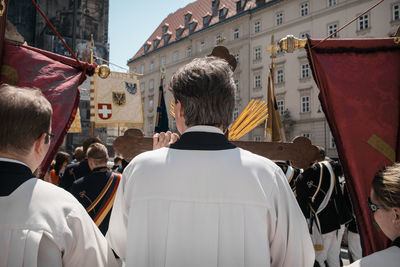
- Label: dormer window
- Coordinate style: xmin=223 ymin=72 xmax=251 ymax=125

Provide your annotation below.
xmin=212 ymin=0 xmax=220 ymax=16
xmin=185 ymin=12 xmax=192 ymax=28
xmin=162 ymin=23 xmax=169 ymax=34
xmin=144 ymin=41 xmax=151 ymax=53
xmin=203 ymin=13 xmax=212 ymax=27
xmin=189 ymin=20 xmax=198 ymax=34
xmin=163 ymin=32 xmax=171 ymax=45
xmin=153 ymin=37 xmax=161 ymax=49
xmin=219 ymin=6 xmax=228 ymax=20
xmin=176 ymin=25 xmax=184 ymax=40
xmin=256 ymin=0 xmax=266 ymax=7
xmin=236 ymin=0 xmax=247 ymax=12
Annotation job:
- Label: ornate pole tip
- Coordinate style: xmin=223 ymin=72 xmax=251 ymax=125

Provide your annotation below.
xmin=96 ymin=64 xmax=111 ymax=79
xmin=279 ymin=35 xmax=307 ymax=53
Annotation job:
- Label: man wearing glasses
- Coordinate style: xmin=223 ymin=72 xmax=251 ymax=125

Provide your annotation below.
xmin=0 ymin=85 xmax=117 ymax=267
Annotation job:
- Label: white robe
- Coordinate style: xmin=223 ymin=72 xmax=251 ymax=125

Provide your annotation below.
xmin=0 ymin=178 xmax=118 ymax=267
xmin=347 ymin=246 xmax=400 ymax=267
xmin=107 ymin=126 xmax=314 ymax=267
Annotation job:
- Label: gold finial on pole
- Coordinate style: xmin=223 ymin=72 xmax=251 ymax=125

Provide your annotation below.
xmin=279 ymin=35 xmax=307 ymax=53
xmin=91 ymin=34 xmax=111 ymax=79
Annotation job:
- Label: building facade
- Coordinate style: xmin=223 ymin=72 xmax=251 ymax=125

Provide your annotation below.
xmin=8 ymin=0 xmax=110 ymax=153
xmin=129 ymin=0 xmax=399 ymax=158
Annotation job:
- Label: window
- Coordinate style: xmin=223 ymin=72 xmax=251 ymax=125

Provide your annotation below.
xmin=140 ymin=64 xmax=145 ymax=74
xmin=328 ymin=23 xmax=338 ymax=38
xmin=300 ymin=31 xmax=309 ymax=39
xmin=189 ymin=21 xmax=197 ymax=33
xmin=149 ymin=61 xmax=154 ymax=71
xmin=393 ymin=3 xmax=399 ymax=21
xmin=163 ymin=34 xmax=171 ymax=44
xmin=186 ymin=46 xmax=192 ymax=57
xmin=277 ymin=100 xmax=285 ymax=116
xmin=330 ymin=132 xmax=336 ymax=149
xmin=254 ymin=74 xmax=261 ymax=88
xmin=203 ymin=15 xmax=211 ymax=27
xmin=357 ymin=14 xmax=370 ymax=31
xmin=161 ymin=56 xmax=166 ymax=66
xmin=149 ymin=79 xmax=154 ymax=91
xmin=216 ymin=34 xmax=222 ymax=45
xmin=173 ymin=51 xmax=179 ymax=62
xmin=140 ymin=82 xmax=145 ymax=93
xmin=327 ymin=0 xmax=337 ymax=7
xmin=132 ymin=67 xmax=137 ymax=73
xmin=233 ymin=28 xmax=240 ymax=40
xmin=200 ymin=41 xmax=205 ymax=52
xmin=276 ymin=69 xmax=284 ymax=84
xmin=148 ymin=118 xmax=153 ymax=134
xmin=300 ymin=63 xmax=310 ymax=79
xmin=254 ymin=136 xmax=262 ymax=142
xmin=301 ymin=96 xmax=310 ymax=113
xmin=233 ymin=107 xmax=239 ymax=121
xmin=219 ymin=7 xmax=228 ymax=19
xmin=234 ymin=53 xmax=239 ymax=64
xmin=254 ymin=47 xmax=261 ymax=60
xmin=254 ymin=20 xmax=261 ymax=33
xmin=234 ymin=79 xmax=240 ymax=99
xmin=276 ymin=41 xmax=284 ymax=55
xmin=276 ymin=12 xmax=283 ymax=26
xmin=149 ymin=99 xmax=154 ymax=111
xmin=300 ymin=2 xmax=309 ymax=17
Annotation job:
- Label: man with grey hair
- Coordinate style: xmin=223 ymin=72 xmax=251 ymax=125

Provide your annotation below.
xmin=0 ymin=84 xmax=117 ymax=267
xmin=107 ymin=57 xmax=314 ymax=266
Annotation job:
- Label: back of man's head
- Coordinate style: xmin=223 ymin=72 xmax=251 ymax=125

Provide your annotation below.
xmin=73 ymin=146 xmax=85 ymax=162
xmin=0 ymin=84 xmax=52 ymax=154
xmin=168 ymin=56 xmax=235 ymax=130
xmin=87 ymin=143 xmax=108 ymax=167
xmin=316 ymin=146 xmax=326 ymax=162
xmin=82 ymin=137 xmax=103 ymax=156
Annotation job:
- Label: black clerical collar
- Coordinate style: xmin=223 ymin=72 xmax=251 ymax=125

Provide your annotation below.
xmin=393 ymin=236 xmax=400 ymax=248
xmin=92 ymin=166 xmax=108 ymax=173
xmin=170 ymin=126 xmax=236 ymax=151
xmin=0 ymin=160 xmax=35 ymax=196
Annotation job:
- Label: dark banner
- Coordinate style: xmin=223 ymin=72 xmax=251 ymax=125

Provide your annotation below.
xmin=306 ymin=38 xmax=400 ymax=255
xmin=1 ymin=40 xmax=95 ymax=176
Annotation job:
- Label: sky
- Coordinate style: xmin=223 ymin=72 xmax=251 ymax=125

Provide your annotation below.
xmin=108 ymin=0 xmax=195 ymax=72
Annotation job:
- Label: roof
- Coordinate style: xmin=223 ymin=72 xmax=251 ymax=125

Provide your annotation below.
xmin=129 ymin=0 xmax=259 ymax=63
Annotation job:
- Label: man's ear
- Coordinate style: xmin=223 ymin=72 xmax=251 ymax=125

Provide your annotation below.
xmin=176 ymin=100 xmax=184 ymax=117
xmin=393 ymin=207 xmax=400 ymax=224
xmin=34 ymin=133 xmax=46 ymax=154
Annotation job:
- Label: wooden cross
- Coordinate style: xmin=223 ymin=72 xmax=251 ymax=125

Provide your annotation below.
xmin=113 ymin=129 xmax=319 ymax=169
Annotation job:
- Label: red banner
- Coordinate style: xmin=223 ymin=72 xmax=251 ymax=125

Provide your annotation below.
xmin=306 ymin=38 xmax=400 ymax=255
xmin=0 ymin=40 xmax=95 ymax=176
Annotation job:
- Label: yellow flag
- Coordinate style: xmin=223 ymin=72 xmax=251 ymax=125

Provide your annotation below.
xmin=265 ymin=70 xmax=286 ymax=142
xmin=68 ymin=108 xmax=82 ymax=133
xmin=91 ymin=71 xmax=144 ymax=127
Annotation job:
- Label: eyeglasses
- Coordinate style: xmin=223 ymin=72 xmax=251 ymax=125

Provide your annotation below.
xmin=44 ymin=132 xmax=55 ymax=144
xmin=46 ymin=132 xmax=55 ymax=140
xmin=367 ymin=197 xmax=384 ymax=212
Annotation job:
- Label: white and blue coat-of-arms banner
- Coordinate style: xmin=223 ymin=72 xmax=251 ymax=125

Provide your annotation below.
xmin=90 ymin=71 xmax=144 ymax=127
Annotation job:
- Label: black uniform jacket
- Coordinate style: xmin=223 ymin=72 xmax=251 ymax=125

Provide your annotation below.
xmin=70 ymin=167 xmax=115 ymax=235
xmin=58 ymin=160 xmax=91 ymax=192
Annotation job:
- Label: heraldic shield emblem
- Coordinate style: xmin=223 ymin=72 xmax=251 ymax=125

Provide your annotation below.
xmin=98 ymin=103 xmax=112 ymax=120
xmin=112 ymin=91 xmax=126 ymax=106
xmin=125 ymin=82 xmax=137 ymax=95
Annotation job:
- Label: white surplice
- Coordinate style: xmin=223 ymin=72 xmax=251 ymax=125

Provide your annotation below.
xmin=0 ymin=177 xmax=118 ymax=267
xmin=107 ymin=126 xmax=314 ymax=267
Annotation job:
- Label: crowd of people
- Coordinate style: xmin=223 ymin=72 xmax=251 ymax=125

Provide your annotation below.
xmin=0 ymin=56 xmax=399 ymax=267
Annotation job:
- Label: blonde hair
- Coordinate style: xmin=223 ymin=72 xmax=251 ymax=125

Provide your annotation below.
xmin=372 ymin=162 xmax=400 ymax=208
